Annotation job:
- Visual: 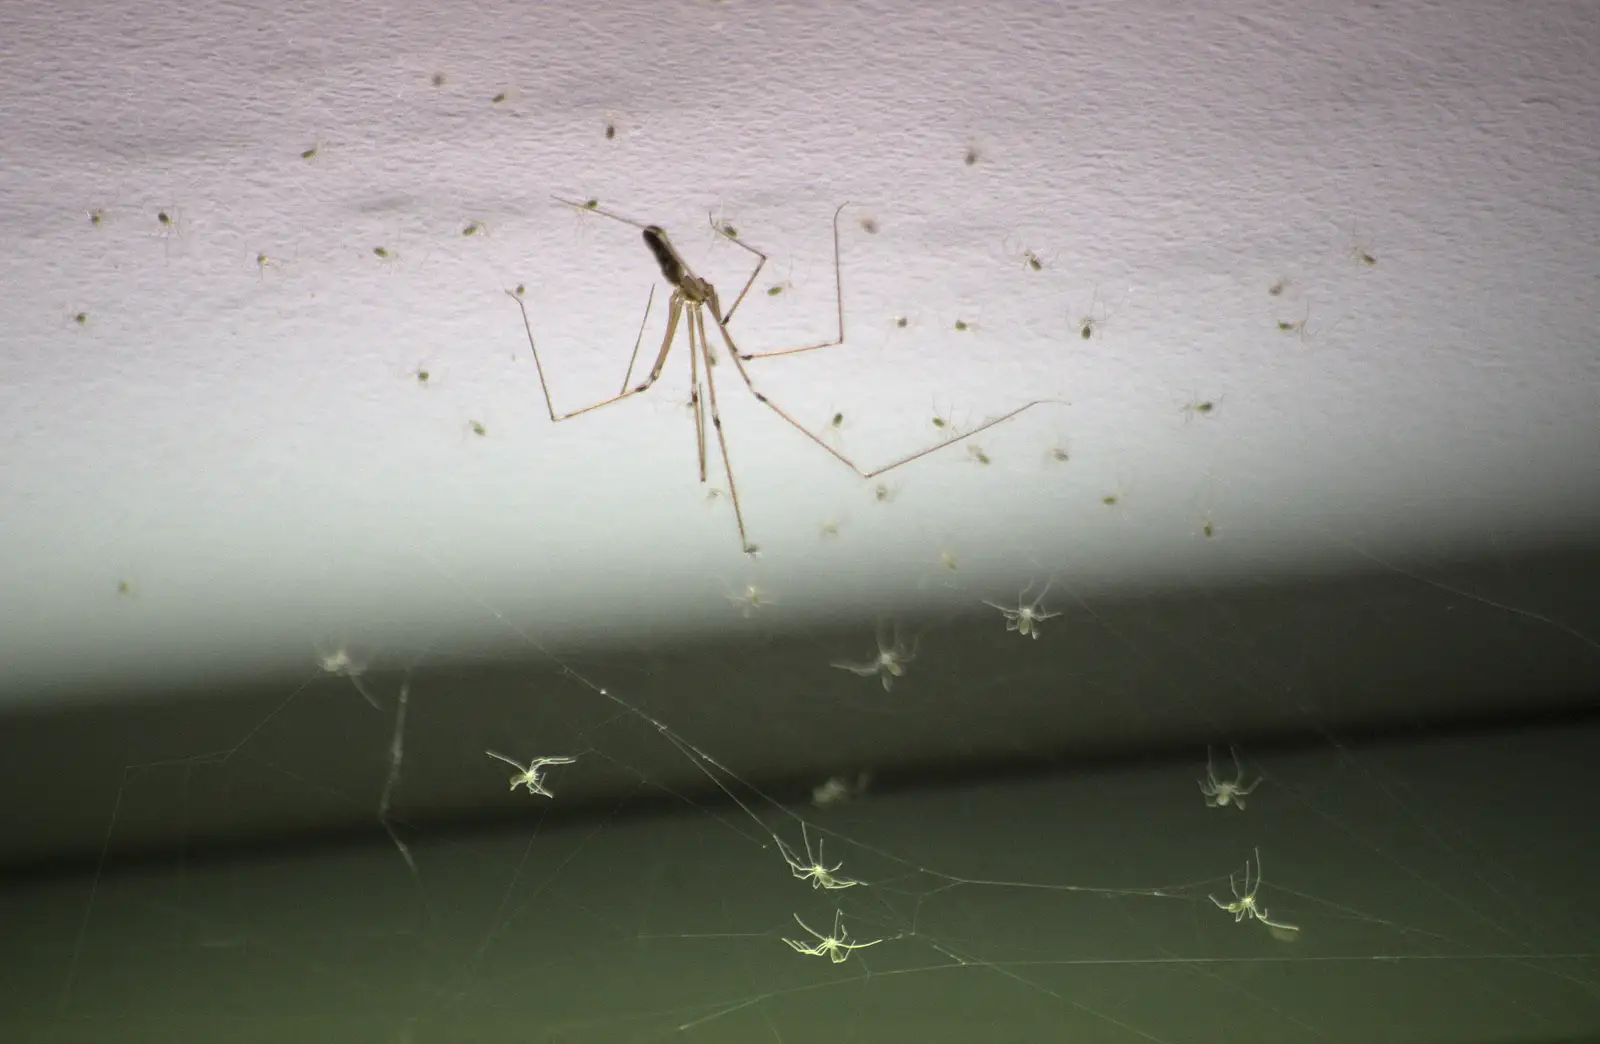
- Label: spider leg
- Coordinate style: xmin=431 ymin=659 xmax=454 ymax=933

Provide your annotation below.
xmin=686 ymin=296 xmax=708 ymax=482
xmin=727 ymin=202 xmax=848 ymax=358
xmin=507 ymin=286 xmax=670 ymax=421
xmin=707 ymin=277 xmax=1065 ymax=482
xmin=691 ymin=302 xmax=758 ymax=554
xmin=706 ymin=210 xmax=770 ymax=327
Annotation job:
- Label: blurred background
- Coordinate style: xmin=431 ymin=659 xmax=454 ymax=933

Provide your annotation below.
xmin=1 ymin=1 xmax=1597 ymax=1041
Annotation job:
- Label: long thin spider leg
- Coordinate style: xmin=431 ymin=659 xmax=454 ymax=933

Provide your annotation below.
xmin=708 ymin=213 xmax=768 ymax=327
xmin=642 ymin=293 xmax=684 ymax=390
xmin=708 ymin=290 xmax=1066 ymax=478
xmin=551 ymin=195 xmax=652 ymax=232
xmin=506 ymin=289 xmax=674 ymax=421
xmin=619 ymin=284 xmax=655 ymax=394
xmin=695 ymin=303 xmax=756 ymax=553
xmin=688 ymin=299 xmax=708 ymax=481
xmin=733 ymin=202 xmax=849 ymax=359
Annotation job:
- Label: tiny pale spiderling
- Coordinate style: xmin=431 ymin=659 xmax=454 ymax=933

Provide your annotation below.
xmin=982 ymin=579 xmax=1061 ymax=639
xmin=783 ymin=909 xmax=883 ymax=964
xmin=776 ymin=823 xmax=860 ymax=890
xmin=1210 ymin=848 xmax=1299 ymax=934
xmin=486 ymin=750 xmax=579 ymax=797
xmin=1198 ymin=745 xmax=1260 ymax=809
xmin=831 ymin=621 xmax=915 ymax=691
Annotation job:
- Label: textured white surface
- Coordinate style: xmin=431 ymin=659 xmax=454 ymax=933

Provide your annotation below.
xmin=1 ymin=0 xmax=1597 ymax=695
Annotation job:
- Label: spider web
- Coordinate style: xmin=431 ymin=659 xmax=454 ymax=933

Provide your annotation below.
xmin=12 ymin=536 xmax=1600 ymax=1044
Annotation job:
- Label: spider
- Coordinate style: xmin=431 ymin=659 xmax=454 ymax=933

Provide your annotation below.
xmin=982 ymin=579 xmax=1061 ymax=639
xmin=255 ymin=251 xmax=288 ymax=278
xmin=811 ymin=771 xmax=872 ymax=808
xmin=485 ymin=750 xmax=579 ymax=797
xmin=1210 ymin=848 xmax=1299 ymax=933
xmin=1002 ymin=234 xmax=1054 ymax=272
xmin=1178 ymin=395 xmax=1219 ymax=423
xmin=728 ymin=583 xmax=772 ymax=616
xmin=783 ymin=910 xmax=883 ymax=964
xmin=507 ymin=198 xmax=1063 ymax=553
xmin=831 ymin=620 xmax=915 ymax=691
xmin=1198 ymin=745 xmax=1260 ymax=809
xmin=775 ymin=822 xmax=860 ymax=890
xmin=1074 ymin=286 xmax=1115 ymax=340
xmin=315 ymin=641 xmax=383 ymax=709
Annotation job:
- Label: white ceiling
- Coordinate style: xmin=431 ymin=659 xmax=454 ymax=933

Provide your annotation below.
xmin=2 ymin=0 xmax=1598 ymax=700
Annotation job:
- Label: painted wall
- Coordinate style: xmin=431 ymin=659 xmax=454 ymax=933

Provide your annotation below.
xmin=2 ymin=0 xmax=1598 ymax=697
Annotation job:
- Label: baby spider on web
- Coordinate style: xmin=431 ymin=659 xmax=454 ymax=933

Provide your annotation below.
xmin=783 ymin=910 xmax=883 ymax=964
xmin=760 ymin=256 xmax=797 ymax=299
xmin=822 ymin=409 xmax=846 ymax=448
xmin=399 ymin=360 xmax=437 ymax=388
xmin=314 ymin=640 xmax=385 ymax=709
xmin=153 ymin=207 xmax=185 ymax=258
xmin=1177 ymin=394 xmax=1220 ymax=423
xmin=1002 ymin=234 xmax=1055 ymax=272
xmin=1099 ymin=472 xmax=1133 ymax=513
xmin=982 ymin=578 xmax=1062 ymax=639
xmin=1073 ymin=286 xmax=1117 ymax=340
xmin=1275 ymin=303 xmax=1339 ymax=344
xmin=708 ymin=202 xmax=741 ymax=243
xmin=775 ymin=822 xmax=860 ymax=890
xmin=485 ymin=750 xmax=579 ymax=797
xmin=811 ymin=771 xmax=872 ymax=808
xmin=1346 ymin=223 xmax=1378 ymax=267
xmin=253 ymin=251 xmax=291 ymax=279
xmin=1211 ymin=848 xmax=1299 ymax=935
xmin=930 ymin=397 xmax=966 ymax=436
xmin=728 ymin=583 xmax=773 ymax=616
xmin=1199 ymin=745 xmax=1260 ymax=809
xmin=831 ymin=620 xmax=915 ymax=691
